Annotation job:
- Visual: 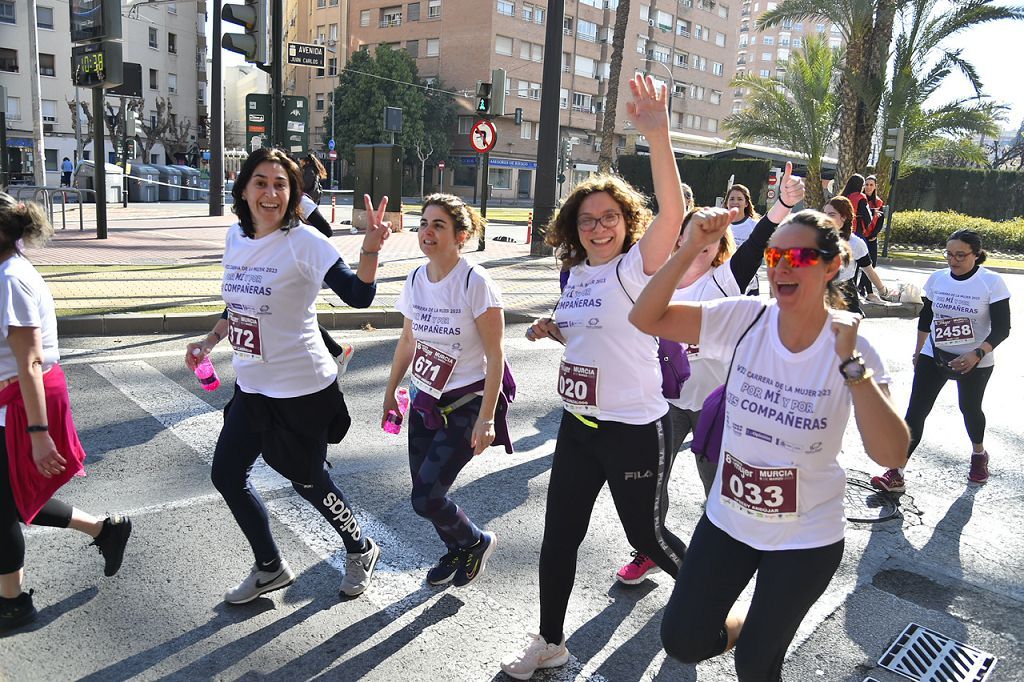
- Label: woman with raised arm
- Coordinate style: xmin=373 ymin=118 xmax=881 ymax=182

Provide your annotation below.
xmin=499 ymin=74 xmax=686 ymax=681
xmin=631 ymin=208 xmax=908 ymax=681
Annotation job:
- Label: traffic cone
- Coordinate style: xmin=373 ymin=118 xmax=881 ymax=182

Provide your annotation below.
xmin=526 ymin=212 xmax=533 ymax=244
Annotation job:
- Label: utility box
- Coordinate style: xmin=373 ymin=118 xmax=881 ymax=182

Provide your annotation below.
xmin=128 ymin=164 xmax=160 ymax=202
xmin=151 ymin=165 xmax=182 ymax=201
xmin=73 ymin=161 xmax=124 ymax=203
xmin=352 ymin=144 xmax=403 ymax=231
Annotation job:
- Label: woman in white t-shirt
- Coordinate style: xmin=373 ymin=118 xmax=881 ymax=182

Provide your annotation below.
xmin=725 ymin=184 xmax=761 ymax=295
xmin=631 ymin=209 xmax=909 ymax=681
xmin=823 ymin=196 xmax=890 ymax=314
xmin=0 ymin=194 xmax=132 ymax=633
xmin=382 ymin=193 xmax=509 ymax=590
xmin=870 ymin=229 xmax=1011 ymax=493
xmin=501 ymin=75 xmax=687 ymax=681
xmin=185 ymin=148 xmax=390 ymax=604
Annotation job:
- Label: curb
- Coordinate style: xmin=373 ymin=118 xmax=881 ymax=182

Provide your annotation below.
xmin=878 ymin=257 xmax=1022 ymax=275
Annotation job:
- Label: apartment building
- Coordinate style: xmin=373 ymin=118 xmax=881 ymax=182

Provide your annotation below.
xmin=285 ymin=0 xmax=736 ymax=200
xmin=0 ymin=0 xmax=207 ymax=185
xmin=225 ymin=64 xmax=271 ymax=149
xmin=732 ymin=0 xmax=841 ymax=114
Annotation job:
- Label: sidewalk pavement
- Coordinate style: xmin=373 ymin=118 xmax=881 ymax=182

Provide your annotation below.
xmin=25 ymin=203 xmax=919 ymax=337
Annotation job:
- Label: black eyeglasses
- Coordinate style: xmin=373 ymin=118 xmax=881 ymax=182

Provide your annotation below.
xmin=577 ymin=212 xmax=623 ymax=232
xmin=944 ymin=250 xmax=972 ymax=261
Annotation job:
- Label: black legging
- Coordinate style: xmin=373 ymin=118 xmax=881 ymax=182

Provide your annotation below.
xmin=0 ymin=431 xmax=74 ymax=574
xmin=539 ymin=410 xmax=686 ymax=645
xmin=662 ymin=514 xmax=844 ymax=682
xmin=857 ymin=239 xmax=878 ymax=296
xmin=905 ymin=354 xmax=994 ymax=456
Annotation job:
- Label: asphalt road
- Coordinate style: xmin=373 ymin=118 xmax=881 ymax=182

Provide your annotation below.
xmin=2 ymin=268 xmax=1022 ymax=681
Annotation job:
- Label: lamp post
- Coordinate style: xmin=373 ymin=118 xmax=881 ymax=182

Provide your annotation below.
xmin=647 ymin=59 xmax=675 ymax=117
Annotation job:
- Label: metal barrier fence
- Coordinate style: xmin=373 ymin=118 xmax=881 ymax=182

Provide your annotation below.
xmin=7 ymin=186 xmax=95 ymax=231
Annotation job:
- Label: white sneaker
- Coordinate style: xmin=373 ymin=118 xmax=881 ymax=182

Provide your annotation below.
xmin=336 ymin=343 xmax=355 ymax=376
xmin=865 ymin=293 xmax=884 ymax=304
xmin=340 ymin=537 xmax=380 ymax=597
xmin=500 ymin=633 xmax=570 ymax=680
xmin=225 ymin=559 xmax=296 ymax=605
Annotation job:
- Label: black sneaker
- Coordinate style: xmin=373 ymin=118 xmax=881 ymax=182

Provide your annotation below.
xmin=453 ymin=531 xmax=496 ymax=588
xmin=426 ymin=549 xmax=463 ymax=586
xmin=0 ymin=590 xmax=37 ymax=633
xmin=91 ymin=515 xmax=132 ymax=577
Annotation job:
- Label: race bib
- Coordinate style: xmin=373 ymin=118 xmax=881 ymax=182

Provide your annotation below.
xmin=558 ymin=360 xmax=599 ymax=415
xmin=933 ymin=317 xmax=975 ymax=347
xmin=227 ymin=310 xmax=264 ymax=361
xmin=685 ymin=344 xmax=701 ymax=359
xmin=720 ymin=452 xmax=798 ymax=521
xmin=411 ymin=340 xmax=457 ymax=398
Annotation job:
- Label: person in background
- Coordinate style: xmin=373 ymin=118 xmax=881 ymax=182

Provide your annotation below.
xmin=725 ymin=184 xmax=761 ymax=295
xmin=870 ymin=229 xmax=1011 ymax=493
xmin=841 ymin=174 xmax=873 ymax=244
xmin=823 ymin=197 xmax=889 ymax=314
xmin=0 ymin=193 xmax=132 ymax=633
xmin=301 ymin=154 xmax=327 ymax=206
xmin=858 ymin=175 xmax=886 ymax=303
xmin=60 ymin=158 xmax=74 ymax=188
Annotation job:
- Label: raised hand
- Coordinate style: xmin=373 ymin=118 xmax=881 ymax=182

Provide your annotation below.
xmin=680 ymin=207 xmax=740 ymax=252
xmin=362 ymin=194 xmax=392 ymax=254
xmin=830 ymin=309 xmax=861 ymax=360
xmin=626 ymin=74 xmax=669 ymax=139
xmin=778 ymin=162 xmax=804 ymax=208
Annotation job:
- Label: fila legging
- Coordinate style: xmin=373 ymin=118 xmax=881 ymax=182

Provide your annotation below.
xmin=407 ymin=396 xmax=483 ymax=550
xmin=211 ymin=394 xmax=366 ymax=565
xmin=662 ymin=514 xmax=844 ymax=682
xmin=0 ymin=433 xmax=74 ymax=574
xmin=539 ymin=410 xmax=685 ymax=645
xmin=905 ymin=356 xmax=994 ymax=455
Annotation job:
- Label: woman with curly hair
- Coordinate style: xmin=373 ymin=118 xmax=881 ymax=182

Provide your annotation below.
xmin=500 ymin=74 xmax=686 ymax=680
xmin=382 ymin=193 xmax=512 ymax=590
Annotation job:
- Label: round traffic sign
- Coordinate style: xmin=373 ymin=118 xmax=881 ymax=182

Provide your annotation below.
xmin=469 ymin=119 xmax=497 ymax=153
xmin=438 ymin=161 xmax=446 ymax=169
xmin=767 ymin=188 xmax=777 ymax=201
xmin=328 ymin=150 xmax=338 ymax=160
xmin=328 ymin=139 xmax=336 ymax=151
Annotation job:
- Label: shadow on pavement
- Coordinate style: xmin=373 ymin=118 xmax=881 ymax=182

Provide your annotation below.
xmin=0 ymin=587 xmax=99 ymax=639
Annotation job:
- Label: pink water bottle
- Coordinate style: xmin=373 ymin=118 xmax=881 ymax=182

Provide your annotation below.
xmin=383 ymin=387 xmax=410 ymax=434
xmin=192 ymin=349 xmax=221 ymax=391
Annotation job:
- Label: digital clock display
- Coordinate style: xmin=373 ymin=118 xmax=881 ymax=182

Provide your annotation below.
xmin=71 ymin=41 xmax=122 ymax=89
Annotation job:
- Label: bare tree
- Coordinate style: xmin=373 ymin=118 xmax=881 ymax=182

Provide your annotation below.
xmin=157 ymin=98 xmax=194 ymax=163
xmin=415 ymin=141 xmax=433 ymax=198
xmin=65 ymin=100 xmax=94 ymax=148
xmin=224 ymin=120 xmax=244 ymax=149
xmin=598 ymin=0 xmax=631 ymax=173
xmin=138 ymin=98 xmax=172 ymax=162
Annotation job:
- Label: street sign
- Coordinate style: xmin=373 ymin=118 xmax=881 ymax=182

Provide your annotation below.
xmin=767 ymin=188 xmax=777 ymax=202
xmin=438 ymin=161 xmax=445 ymax=170
xmin=328 ymin=138 xmax=335 ymax=151
xmin=245 ymin=94 xmax=309 ymax=153
xmin=328 ymin=150 xmax=337 ymax=160
xmin=469 ymin=119 xmax=497 ymax=154
xmin=287 ymin=42 xmax=326 ymax=68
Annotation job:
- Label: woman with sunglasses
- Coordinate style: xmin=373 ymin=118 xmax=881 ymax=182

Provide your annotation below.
xmin=613 ymin=164 xmax=804 ymax=587
xmin=500 ymin=75 xmax=686 ymax=681
xmin=871 ymin=229 xmax=1011 ymax=493
xmin=822 ymin=197 xmax=890 ymax=313
xmin=632 ymin=209 xmax=908 ymax=681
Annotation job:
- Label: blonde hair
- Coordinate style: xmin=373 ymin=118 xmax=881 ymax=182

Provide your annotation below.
xmin=0 ymin=193 xmax=54 ymax=254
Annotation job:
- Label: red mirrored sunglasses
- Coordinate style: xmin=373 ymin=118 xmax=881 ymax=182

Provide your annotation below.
xmin=764 ymin=247 xmax=836 ymax=268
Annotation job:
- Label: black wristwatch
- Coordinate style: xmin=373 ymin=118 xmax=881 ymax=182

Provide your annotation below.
xmin=838 ymin=352 xmax=868 ymax=381
xmin=974 ymin=347 xmax=987 ymax=360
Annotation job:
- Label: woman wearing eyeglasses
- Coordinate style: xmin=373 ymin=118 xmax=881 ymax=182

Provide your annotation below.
xmin=500 ymin=75 xmax=686 ymax=681
xmin=871 ymin=229 xmax=1011 ymax=493
xmin=632 ymin=209 xmax=908 ymax=682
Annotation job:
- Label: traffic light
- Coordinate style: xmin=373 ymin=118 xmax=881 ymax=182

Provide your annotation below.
xmin=222 ymin=0 xmax=269 ymax=64
xmin=490 ymin=68 xmax=507 ymax=117
xmin=125 ymin=109 xmax=140 ymax=137
xmin=884 ymin=126 xmax=905 ymax=161
xmin=476 ymin=81 xmax=492 ymax=115
xmin=514 ymin=107 xmax=523 ymax=126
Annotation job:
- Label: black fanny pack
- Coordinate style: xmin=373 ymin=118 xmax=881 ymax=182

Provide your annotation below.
xmin=930 ymin=336 xmax=970 ymax=381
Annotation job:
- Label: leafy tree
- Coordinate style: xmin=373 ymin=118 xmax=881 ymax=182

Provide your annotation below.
xmin=907 ymin=136 xmax=990 ymax=167
xmin=725 ymin=36 xmax=841 ymax=208
xmin=598 ymin=0 xmax=631 ymax=172
xmin=873 ymin=0 xmax=1020 ymax=194
xmin=989 ymin=118 xmax=1024 ymax=170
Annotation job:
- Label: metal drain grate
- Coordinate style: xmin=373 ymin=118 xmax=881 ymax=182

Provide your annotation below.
xmin=845 ymin=477 xmax=900 ymax=523
xmin=878 ymin=623 xmax=997 ymax=682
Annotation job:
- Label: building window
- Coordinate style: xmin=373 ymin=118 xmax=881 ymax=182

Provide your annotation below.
xmin=759 ymin=68 xmax=770 ymax=77
xmin=406 ymin=39 xmax=419 ymax=57
xmin=816 ymin=22 xmax=825 ymax=32
xmin=571 ymin=92 xmax=593 ymax=112
xmin=578 ymin=19 xmax=598 ymax=42
xmin=710 ymin=90 xmax=721 ymax=104
xmin=149 ymin=27 xmax=158 ymax=48
xmin=521 ymin=121 xmax=534 ymax=139
xmin=718 ymin=4 xmax=729 ymax=18
xmin=329 ymin=23 xmax=338 ymax=40
xmin=426 ymin=38 xmax=439 ymax=56
xmin=458 ymin=116 xmax=473 ymax=134
xmin=689 ymin=84 xmax=705 ymax=100
xmin=496 ymin=35 xmax=513 ymax=55
xmin=762 ymin=52 xmax=772 ymax=61
xmin=489 ymin=168 xmax=512 ymax=190
xmin=381 ymin=6 xmax=402 ymax=27
xmin=655 ymin=10 xmax=672 ymax=31
xmin=168 ymin=73 xmax=177 ymax=93
xmin=520 ymin=41 xmax=542 ymax=61
xmin=694 ymin=55 xmax=707 ymax=70
xmin=793 ymin=37 xmax=803 ymax=47
xmin=149 ymin=69 xmax=158 ymax=89
xmin=5 ymin=96 xmax=19 ymax=119
xmin=707 ymin=118 xmax=718 ymax=132
xmin=677 ymin=19 xmax=691 ymax=37
xmin=328 ymin=58 xmax=337 ymax=75
xmin=763 ymin=35 xmax=774 ymax=45
xmin=533 ymin=5 xmax=544 ymax=22
xmin=0 ymin=0 xmax=15 ymax=23
xmin=41 ymin=99 xmax=57 ymax=123
xmin=652 ymin=45 xmax=670 ymax=63
xmin=673 ymin=82 xmax=687 ymax=98
xmin=168 ymin=32 xmax=177 ymax=54
xmin=559 ymin=88 xmax=568 ymax=109
xmin=712 ymin=61 xmax=723 ymax=76
xmin=36 ymin=5 xmax=54 ymax=29
xmin=428 ymin=0 xmax=441 ymax=17
xmin=497 ymin=0 xmax=515 ymax=16
xmin=640 ymin=4 xmax=649 ymax=20
xmin=360 ymin=9 xmax=371 ymax=26
xmin=408 ymin=2 xmax=420 ymax=21
xmin=522 ymin=3 xmax=534 ymax=20
xmin=317 ymin=0 xmax=326 ymax=7
xmin=0 ymin=48 xmax=17 ymax=72
xmin=39 ymin=53 xmax=56 ymax=77
xmin=563 ymin=15 xmax=573 ymax=34
xmin=167 ymin=2 xmax=176 ymax=13
xmin=715 ymin=31 xmax=726 ymax=47
xmin=574 ymin=54 xmax=595 ymax=77
xmin=315 ymin=93 xmax=325 ymax=111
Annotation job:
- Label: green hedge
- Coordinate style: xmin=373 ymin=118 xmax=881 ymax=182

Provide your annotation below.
xmin=617 ymin=155 xmax=772 ymax=212
xmin=894 ymin=167 xmax=1024 ymax=221
xmin=890 ymin=210 xmax=1024 ymax=253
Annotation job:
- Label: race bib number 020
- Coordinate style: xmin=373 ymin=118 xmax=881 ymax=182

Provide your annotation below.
xmin=558 ymin=360 xmax=599 ymax=416
xmin=411 ymin=340 xmax=457 ymax=398
xmin=720 ymin=452 xmax=798 ymax=521
xmin=933 ymin=317 xmax=975 ymax=347
xmin=227 ymin=310 xmax=264 ymax=361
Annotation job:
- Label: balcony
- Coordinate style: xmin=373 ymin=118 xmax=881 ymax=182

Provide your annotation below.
xmin=741 ymin=8 xmax=750 ymax=15
xmin=379 ymin=16 xmax=402 ymax=28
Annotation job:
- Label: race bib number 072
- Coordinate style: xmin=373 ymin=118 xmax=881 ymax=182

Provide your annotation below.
xmin=227 ymin=310 xmax=264 ymax=361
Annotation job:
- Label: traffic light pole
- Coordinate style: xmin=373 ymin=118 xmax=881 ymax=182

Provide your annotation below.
xmin=209 ymin=0 xmax=224 ymax=216
xmin=271 ymin=0 xmax=283 ymax=148
xmin=120 ymin=96 xmax=129 ymax=208
xmin=478 ymin=148 xmax=489 ymax=251
xmin=93 ymin=86 xmax=108 ymax=239
xmin=531 ymin=0 xmax=565 ymax=255
xmin=881 ymin=159 xmax=900 ymax=259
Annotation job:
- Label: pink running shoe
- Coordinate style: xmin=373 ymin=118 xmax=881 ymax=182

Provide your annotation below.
xmin=615 ymin=551 xmax=660 ymax=585
xmin=968 ymin=451 xmax=989 ymax=484
xmin=870 ymin=468 xmax=905 ymax=493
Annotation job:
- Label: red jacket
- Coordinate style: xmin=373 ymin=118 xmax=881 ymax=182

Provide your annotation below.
xmin=0 ymin=365 xmax=87 ymax=523
xmin=865 ymin=195 xmax=884 ymax=239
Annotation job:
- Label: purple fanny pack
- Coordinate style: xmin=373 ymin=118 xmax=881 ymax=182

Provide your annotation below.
xmin=658 ymin=338 xmax=691 ymax=400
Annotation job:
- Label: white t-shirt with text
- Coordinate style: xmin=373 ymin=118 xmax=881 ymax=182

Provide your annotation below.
xmin=838 ymin=234 xmax=869 ymax=282
xmin=922 ymin=267 xmax=1010 ymax=368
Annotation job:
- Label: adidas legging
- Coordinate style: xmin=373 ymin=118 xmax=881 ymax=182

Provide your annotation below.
xmin=0 ymin=433 xmax=74 ymax=574
xmin=539 ymin=410 xmax=686 ymax=645
xmin=662 ymin=514 xmax=844 ymax=682
xmin=407 ymin=396 xmax=483 ymax=550
xmin=211 ymin=393 xmax=365 ymax=565
xmin=905 ymin=355 xmax=994 ymax=455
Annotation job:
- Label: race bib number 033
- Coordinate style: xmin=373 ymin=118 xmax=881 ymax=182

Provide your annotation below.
xmin=411 ymin=340 xmax=457 ymax=398
xmin=227 ymin=310 xmax=264 ymax=361
xmin=720 ymin=452 xmax=798 ymax=521
xmin=558 ymin=360 xmax=599 ymax=416
xmin=933 ymin=317 xmax=975 ymax=347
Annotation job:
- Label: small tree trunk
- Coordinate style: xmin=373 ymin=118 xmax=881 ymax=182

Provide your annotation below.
xmin=598 ymin=0 xmax=631 ymax=173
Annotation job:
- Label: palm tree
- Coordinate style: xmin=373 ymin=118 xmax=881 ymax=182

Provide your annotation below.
xmin=758 ymin=0 xmax=902 ymax=184
xmin=874 ymin=0 xmax=1023 ymax=194
xmin=598 ymin=0 xmax=631 ymax=172
xmin=725 ymin=36 xmax=840 ymax=208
